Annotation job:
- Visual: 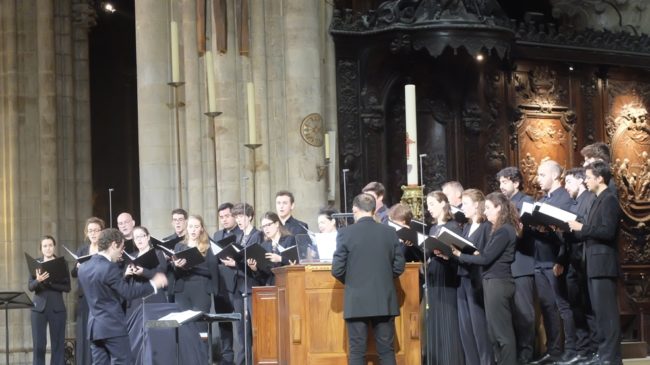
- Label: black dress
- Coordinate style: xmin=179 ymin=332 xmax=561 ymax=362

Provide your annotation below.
xmin=425 ymin=221 xmax=465 ymax=365
xmin=71 ymin=244 xmax=91 ymax=365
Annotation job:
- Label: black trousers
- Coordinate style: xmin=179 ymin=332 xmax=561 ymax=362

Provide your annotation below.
xmin=483 ymin=278 xmax=517 ymax=365
xmin=457 ymin=276 xmax=492 ymax=365
xmin=534 ymin=268 xmax=563 ymax=356
xmin=512 ymin=275 xmax=535 ymax=361
xmin=346 ymin=316 xmax=397 ymax=365
xmin=31 ymin=307 xmax=66 ymax=365
xmin=589 ymin=277 xmax=621 ymax=362
xmin=566 ymin=263 xmax=598 ymax=355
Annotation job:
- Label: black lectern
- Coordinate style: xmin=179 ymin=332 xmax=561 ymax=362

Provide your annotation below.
xmin=0 ymin=292 xmax=32 ymax=365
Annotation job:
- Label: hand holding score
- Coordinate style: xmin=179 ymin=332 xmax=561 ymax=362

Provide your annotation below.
xmin=36 ymin=268 xmax=50 ymax=282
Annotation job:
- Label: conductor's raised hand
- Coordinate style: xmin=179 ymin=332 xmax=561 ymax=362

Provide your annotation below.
xmin=150 ymin=272 xmax=168 ymax=289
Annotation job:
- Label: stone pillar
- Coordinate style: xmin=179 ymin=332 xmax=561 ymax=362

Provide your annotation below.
xmin=71 ymin=0 xmax=95 ymax=231
xmin=212 ymin=0 xmax=243 ymax=210
xmin=135 ymin=0 xmax=178 ymax=236
xmin=277 ymin=0 xmax=327 ymax=224
xmin=38 ymin=0 xmax=58 ymax=236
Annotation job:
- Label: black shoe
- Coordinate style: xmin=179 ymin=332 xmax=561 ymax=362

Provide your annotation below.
xmin=576 ymin=354 xmax=600 ymax=365
xmin=554 ymin=354 xmax=584 ymax=365
xmin=529 ymin=353 xmax=559 ymax=365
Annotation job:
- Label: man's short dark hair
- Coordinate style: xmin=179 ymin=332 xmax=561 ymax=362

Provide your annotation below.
xmin=585 ymin=160 xmax=612 ymax=185
xmin=353 ymin=193 xmax=376 ymax=213
xmin=98 ymin=228 xmax=124 ymax=252
xmin=496 ymin=167 xmax=525 ymax=191
xmin=362 ymin=182 xmax=385 ymax=197
xmin=275 ymin=190 xmax=295 ymax=204
xmin=232 ymin=203 xmax=254 ymax=218
xmin=565 ymin=167 xmax=586 ymax=181
xmin=218 ymin=203 xmax=234 ymax=213
xmin=171 ymin=208 xmax=188 ymax=218
xmin=581 ymin=142 xmax=611 ymax=163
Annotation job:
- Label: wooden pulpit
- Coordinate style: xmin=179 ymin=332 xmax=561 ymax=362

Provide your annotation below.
xmin=251 ymin=263 xmax=421 ymax=364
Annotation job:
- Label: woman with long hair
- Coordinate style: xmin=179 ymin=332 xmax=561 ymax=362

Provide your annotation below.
xmin=29 ymin=236 xmax=70 ymax=365
xmin=247 ymin=211 xmax=296 ymax=286
xmin=173 ymin=215 xmax=219 ymax=323
xmin=71 ymin=216 xmax=104 ymax=365
xmin=456 ymin=189 xmax=492 ymax=365
xmin=424 ymin=191 xmax=464 ymax=365
xmin=452 ymin=192 xmax=520 ymax=365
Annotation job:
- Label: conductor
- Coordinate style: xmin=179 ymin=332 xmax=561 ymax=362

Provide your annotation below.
xmin=78 ymin=228 xmax=168 ymax=364
xmin=332 ymin=193 xmax=406 ymax=365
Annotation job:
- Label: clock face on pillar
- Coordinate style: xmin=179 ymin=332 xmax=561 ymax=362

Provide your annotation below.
xmin=300 ymin=113 xmax=324 ymax=147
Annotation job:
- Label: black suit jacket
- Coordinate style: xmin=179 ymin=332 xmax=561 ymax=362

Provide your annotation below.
xmin=282 ymin=216 xmax=309 ymax=236
xmin=510 ymin=191 xmax=535 ymax=277
xmin=78 ymin=254 xmax=155 ymax=340
xmin=28 ymin=257 xmax=71 ymax=313
xmin=531 ymin=187 xmax=573 ymax=268
xmin=574 ymin=188 xmax=620 ymax=278
xmin=254 ymin=235 xmax=296 ymax=286
xmin=332 ymin=216 xmax=406 ymax=319
xmin=559 ymin=190 xmax=596 ymax=266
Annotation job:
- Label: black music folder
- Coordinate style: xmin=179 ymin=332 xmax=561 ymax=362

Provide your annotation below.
xmin=24 ymin=253 xmax=69 ymax=282
xmin=151 ymin=235 xmax=184 ymax=251
xmin=158 ymin=246 xmax=205 ymax=269
xmin=278 ymin=245 xmax=299 ymax=263
xmin=421 ymin=237 xmax=452 ymax=258
xmin=241 ymin=243 xmax=271 ymax=270
xmin=520 ymin=202 xmax=577 ymax=231
xmin=437 ymin=227 xmax=477 ymax=254
xmin=62 ymin=245 xmax=94 ymax=264
xmin=210 ymin=236 xmax=243 ymax=261
xmin=122 ymin=249 xmax=160 ymax=270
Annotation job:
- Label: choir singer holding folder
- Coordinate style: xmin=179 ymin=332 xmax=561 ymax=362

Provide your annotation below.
xmin=332 ymin=193 xmax=405 ymax=365
xmin=78 ymin=228 xmax=168 ymax=365
xmin=450 ymin=192 xmax=518 ymax=365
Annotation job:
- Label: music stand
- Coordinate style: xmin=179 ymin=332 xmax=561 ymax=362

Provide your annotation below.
xmin=147 ymin=312 xmax=240 ymax=365
xmin=199 ymin=313 xmax=241 ymax=365
xmin=0 ymin=292 xmax=33 ymax=365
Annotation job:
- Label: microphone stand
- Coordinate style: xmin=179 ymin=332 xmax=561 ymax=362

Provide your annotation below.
xmin=342 ymin=169 xmax=350 ymax=224
xmin=241 ymin=176 xmax=251 ymax=365
xmin=108 ymin=188 xmax=114 ymax=228
xmin=418 ymin=153 xmax=432 ymax=365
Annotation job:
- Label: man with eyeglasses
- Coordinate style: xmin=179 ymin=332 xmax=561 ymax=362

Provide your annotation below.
xmin=163 ymin=208 xmax=188 ymax=303
xmin=117 ymin=212 xmax=136 ymax=253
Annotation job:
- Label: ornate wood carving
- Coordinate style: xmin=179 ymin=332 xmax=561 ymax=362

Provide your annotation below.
xmin=512 ymin=66 xmax=577 ymax=195
xmin=580 ymin=74 xmax=598 ymax=143
xmin=336 ymin=59 xmax=363 ymax=210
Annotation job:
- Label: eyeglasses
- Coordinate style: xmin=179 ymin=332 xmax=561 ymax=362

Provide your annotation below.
xmin=87 ymin=229 xmax=101 ymax=234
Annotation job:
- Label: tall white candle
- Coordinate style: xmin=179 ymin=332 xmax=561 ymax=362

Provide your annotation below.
xmin=247 ymin=82 xmax=256 ymax=144
xmin=328 ymin=131 xmax=337 ymax=201
xmin=205 ymin=51 xmax=216 ymax=112
xmin=405 ymin=85 xmax=418 ymax=185
xmin=170 ymin=21 xmax=180 ymax=82
xmin=324 ymin=132 xmax=330 ymax=159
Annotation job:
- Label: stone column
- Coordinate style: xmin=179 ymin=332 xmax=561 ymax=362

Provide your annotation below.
xmin=72 ymin=0 xmax=95 ymax=230
xmin=212 ymin=0 xmax=243 ymax=208
xmin=135 ymin=0 xmax=177 ymax=236
xmin=38 ymin=0 xmax=58 ymax=236
xmin=278 ymin=0 xmax=326 ymax=224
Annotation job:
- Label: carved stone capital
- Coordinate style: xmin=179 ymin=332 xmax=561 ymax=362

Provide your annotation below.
xmin=73 ymin=0 xmax=97 ymax=30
